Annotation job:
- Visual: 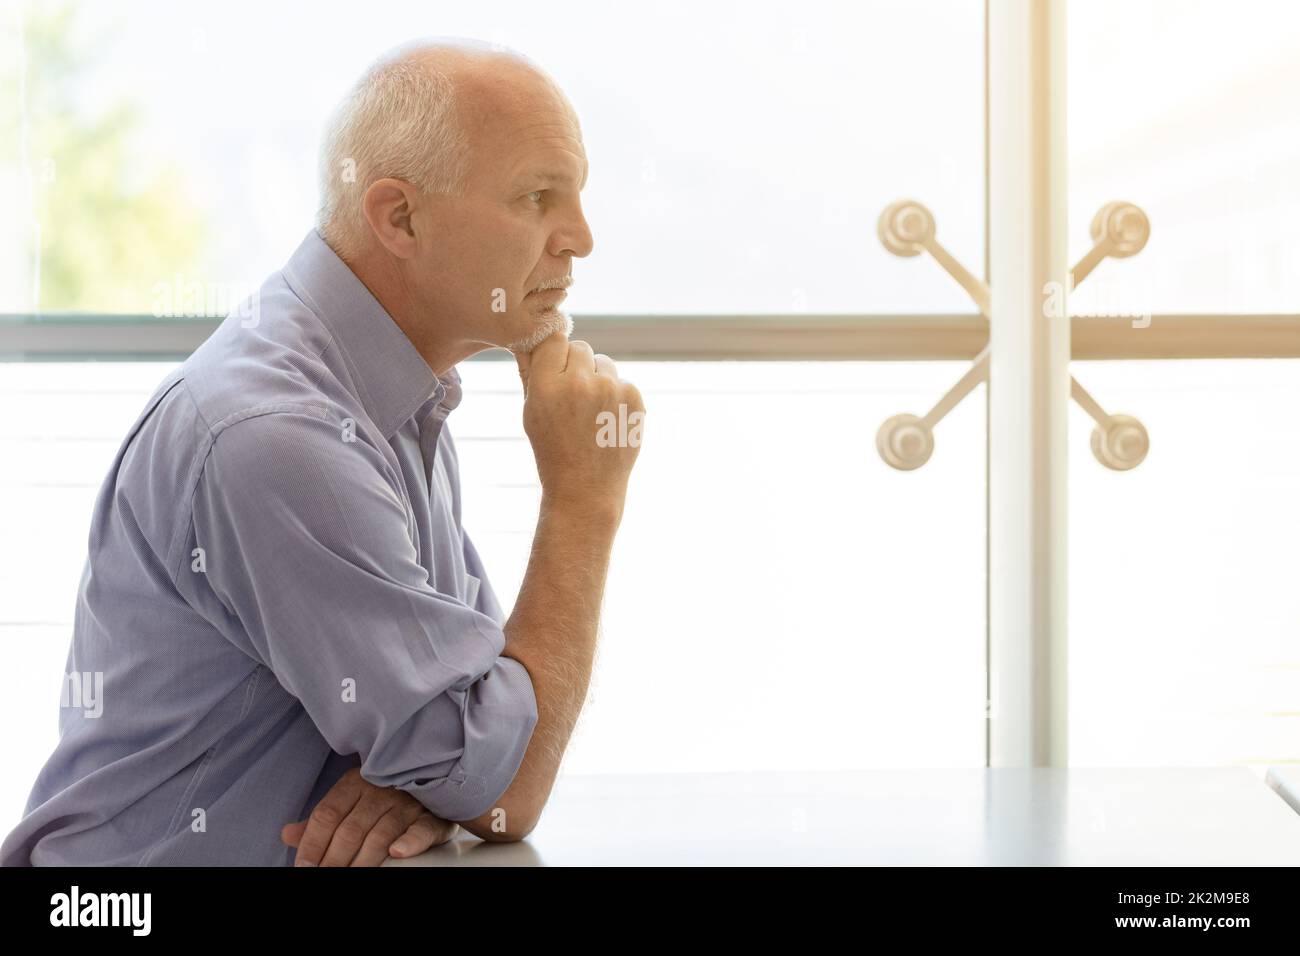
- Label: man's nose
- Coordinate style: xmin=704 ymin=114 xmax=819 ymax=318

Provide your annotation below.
xmin=553 ymin=208 xmax=595 ymax=259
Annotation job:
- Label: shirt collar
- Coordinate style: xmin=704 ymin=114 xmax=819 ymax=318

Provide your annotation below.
xmin=282 ymin=227 xmax=461 ymax=439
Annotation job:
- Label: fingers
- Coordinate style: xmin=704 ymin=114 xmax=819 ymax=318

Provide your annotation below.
xmin=349 ymin=806 xmax=413 ymax=867
xmin=318 ymin=782 xmax=402 ymax=867
xmin=565 ymin=339 xmax=595 ymax=374
xmin=289 ymin=767 xmax=459 ymax=867
xmin=623 ymin=380 xmax=645 ymax=413
xmin=293 ymin=769 xmax=363 ymax=867
xmin=527 ymin=330 xmax=572 ymax=377
xmin=594 ymin=353 xmax=618 ymax=379
xmin=387 ymin=811 xmax=458 ymax=860
xmin=353 ymin=808 xmax=456 ymax=866
xmin=281 ymin=821 xmax=307 ymax=848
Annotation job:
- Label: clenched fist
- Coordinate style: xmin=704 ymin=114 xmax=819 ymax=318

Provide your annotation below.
xmin=514 ymin=331 xmax=644 ymax=517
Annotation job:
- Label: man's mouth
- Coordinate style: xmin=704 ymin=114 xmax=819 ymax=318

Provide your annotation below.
xmin=529 ymin=276 xmax=573 ymax=296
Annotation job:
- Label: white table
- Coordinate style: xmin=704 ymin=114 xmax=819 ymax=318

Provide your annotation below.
xmin=1266 ymin=766 xmax=1300 ymax=817
xmin=385 ymin=767 xmax=1300 ymax=866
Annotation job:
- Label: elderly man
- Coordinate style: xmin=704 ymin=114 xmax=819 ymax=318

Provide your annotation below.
xmin=1 ymin=38 xmax=642 ymax=866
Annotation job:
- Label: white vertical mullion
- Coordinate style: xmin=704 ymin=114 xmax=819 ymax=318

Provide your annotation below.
xmin=987 ymin=0 xmax=1070 ymax=767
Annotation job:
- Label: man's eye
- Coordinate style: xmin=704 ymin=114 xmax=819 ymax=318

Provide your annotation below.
xmin=526 ymin=190 xmax=544 ymax=203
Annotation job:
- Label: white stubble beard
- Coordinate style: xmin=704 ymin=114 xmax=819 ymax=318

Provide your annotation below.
xmin=505 ymin=307 xmax=573 ymax=355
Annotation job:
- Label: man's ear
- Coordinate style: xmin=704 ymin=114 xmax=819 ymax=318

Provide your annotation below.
xmin=362 ymin=177 xmax=420 ymax=259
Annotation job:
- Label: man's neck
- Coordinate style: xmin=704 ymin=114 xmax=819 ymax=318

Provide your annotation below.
xmin=342 ymin=245 xmax=485 ymax=377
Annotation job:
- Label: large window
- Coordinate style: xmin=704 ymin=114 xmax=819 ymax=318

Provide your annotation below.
xmin=1 ymin=0 xmax=984 ymax=315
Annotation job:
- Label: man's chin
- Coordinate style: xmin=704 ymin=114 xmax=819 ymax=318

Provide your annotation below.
xmin=505 ymin=309 xmax=573 ymax=354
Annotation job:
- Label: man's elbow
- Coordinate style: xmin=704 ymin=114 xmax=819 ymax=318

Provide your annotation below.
xmin=455 ymin=796 xmax=541 ymax=843
xmin=467 ymin=820 xmax=536 ymax=844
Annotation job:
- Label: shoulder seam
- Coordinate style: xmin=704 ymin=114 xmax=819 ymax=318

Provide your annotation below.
xmin=208 ymin=401 xmax=332 ymax=439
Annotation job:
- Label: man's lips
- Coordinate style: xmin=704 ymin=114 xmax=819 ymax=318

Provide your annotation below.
xmin=529 ymin=276 xmax=572 ymax=295
xmin=527 ymin=288 xmax=568 ymax=300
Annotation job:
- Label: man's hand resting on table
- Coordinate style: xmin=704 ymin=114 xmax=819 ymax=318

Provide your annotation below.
xmin=281 ymin=767 xmax=458 ymax=866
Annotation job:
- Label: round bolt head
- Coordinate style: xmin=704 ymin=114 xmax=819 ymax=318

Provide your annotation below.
xmin=877 ymin=413 xmax=935 ymax=470
xmin=1090 ymin=202 xmax=1150 ymax=257
xmin=878 ymin=200 xmax=935 ymax=258
xmin=1091 ymin=414 xmax=1149 ymax=470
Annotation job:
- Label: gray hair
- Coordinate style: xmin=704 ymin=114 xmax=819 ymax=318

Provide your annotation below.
xmin=316 ymin=43 xmax=476 ymax=260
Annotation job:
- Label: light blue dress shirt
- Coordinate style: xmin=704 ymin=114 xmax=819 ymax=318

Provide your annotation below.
xmin=2 ymin=228 xmax=538 ymax=866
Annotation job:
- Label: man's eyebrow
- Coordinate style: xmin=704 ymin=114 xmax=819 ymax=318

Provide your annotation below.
xmin=512 ymin=168 xmax=585 ymax=189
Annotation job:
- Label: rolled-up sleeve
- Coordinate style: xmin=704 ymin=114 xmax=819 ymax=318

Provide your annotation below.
xmin=190 ymin=408 xmax=537 ymax=821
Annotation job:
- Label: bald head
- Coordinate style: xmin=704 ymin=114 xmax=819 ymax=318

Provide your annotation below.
xmin=312 ymin=37 xmax=591 ymax=375
xmin=316 ymin=37 xmax=577 ymax=259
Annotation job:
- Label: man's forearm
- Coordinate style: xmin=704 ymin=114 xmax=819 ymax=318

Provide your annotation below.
xmin=456 ymin=494 xmax=621 ymax=840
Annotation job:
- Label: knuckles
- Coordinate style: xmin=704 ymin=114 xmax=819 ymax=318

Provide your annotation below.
xmin=308 ymin=804 xmax=344 ymax=830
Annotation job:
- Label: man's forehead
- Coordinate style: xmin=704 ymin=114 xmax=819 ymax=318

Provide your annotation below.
xmin=489 ymin=107 xmax=588 ymax=188
xmin=458 ymin=56 xmax=565 ymax=118
xmin=446 ymin=56 xmax=586 ymax=187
